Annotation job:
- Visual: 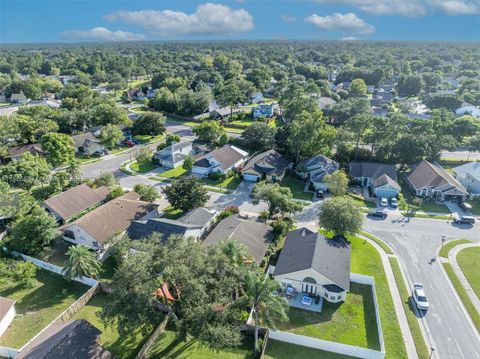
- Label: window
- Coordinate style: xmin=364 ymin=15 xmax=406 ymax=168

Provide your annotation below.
xmin=337 ymin=295 xmax=342 ymax=300
xmin=330 ymin=295 xmax=335 ymax=300
xmin=63 ymin=230 xmax=75 ymax=239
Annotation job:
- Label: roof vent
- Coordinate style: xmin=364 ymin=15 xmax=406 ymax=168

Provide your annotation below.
xmin=301 ymin=229 xmax=307 ymax=237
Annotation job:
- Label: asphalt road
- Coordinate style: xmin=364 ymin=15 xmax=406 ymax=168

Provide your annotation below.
xmin=441 ymin=149 xmax=480 ymax=160
xmin=364 ymin=215 xmax=480 ymax=359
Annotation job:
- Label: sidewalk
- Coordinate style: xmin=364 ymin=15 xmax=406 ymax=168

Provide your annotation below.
xmin=358 ymin=234 xmax=419 ymax=359
xmin=448 ymin=243 xmax=480 ymax=313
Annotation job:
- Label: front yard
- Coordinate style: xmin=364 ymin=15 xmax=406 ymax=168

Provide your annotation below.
xmin=157 ymin=166 xmax=188 ymax=179
xmin=73 ymin=293 xmax=149 ymax=359
xmin=147 ymin=331 xmax=255 ymax=358
xmin=132 ymin=134 xmax=164 ymax=144
xmin=280 ymin=176 xmax=312 ymax=201
xmin=0 ymin=269 xmax=88 ymax=349
xmin=264 ymin=340 xmax=356 ymax=359
xmin=200 ymin=175 xmax=241 ymax=191
xmin=457 ymin=247 xmax=480 ymax=299
xmin=130 ymin=159 xmax=157 ymax=173
xmin=275 ymin=283 xmax=380 ymax=350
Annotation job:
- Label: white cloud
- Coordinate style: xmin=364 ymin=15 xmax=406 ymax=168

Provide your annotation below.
xmin=281 ymin=14 xmax=297 ymax=22
xmin=61 ymin=27 xmax=145 ymax=41
xmin=341 ymin=36 xmax=359 ymax=40
xmin=104 ymin=3 xmax=254 ymax=36
xmin=314 ymin=0 xmax=480 ymax=16
xmin=305 ymin=13 xmax=375 ymax=34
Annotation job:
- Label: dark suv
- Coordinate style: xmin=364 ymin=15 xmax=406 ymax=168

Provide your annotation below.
xmin=367 ymin=210 xmax=387 ymax=219
xmin=453 ymin=215 xmax=475 ymax=224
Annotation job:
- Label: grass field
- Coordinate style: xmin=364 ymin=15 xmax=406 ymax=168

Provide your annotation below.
xmin=438 ymin=239 xmax=473 ymax=258
xmin=389 ymin=257 xmax=430 ymax=359
xmin=200 ymin=175 xmax=241 ymax=191
xmin=360 ymin=231 xmax=394 ymax=254
xmin=275 ymin=283 xmax=380 ymax=350
xmin=457 ymin=247 xmax=480 ymax=300
xmin=130 ymin=159 xmax=157 ymax=173
xmin=0 ymin=270 xmax=88 ymax=349
xmin=348 ymin=193 xmax=376 ymax=209
xmin=73 ymin=294 xmax=149 ymax=359
xmin=157 ymin=166 xmax=187 ymax=179
xmin=280 ymin=176 xmax=312 ymax=201
xmin=147 ymin=331 xmax=254 ymax=359
xmin=442 ymin=263 xmax=480 ymax=333
xmin=264 ymin=339 xmax=356 ymax=359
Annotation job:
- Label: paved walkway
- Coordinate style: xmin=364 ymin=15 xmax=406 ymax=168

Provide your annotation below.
xmin=358 ymin=233 xmax=420 ymax=359
xmin=448 ymin=243 xmax=480 ymax=313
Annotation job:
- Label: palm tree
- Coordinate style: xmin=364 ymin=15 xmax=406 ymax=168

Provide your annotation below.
xmin=220 ymin=240 xmax=249 ymax=300
xmin=240 ymin=271 xmax=288 ymax=355
xmin=66 ymin=160 xmax=81 ymax=185
xmin=63 ymin=245 xmax=102 ymax=279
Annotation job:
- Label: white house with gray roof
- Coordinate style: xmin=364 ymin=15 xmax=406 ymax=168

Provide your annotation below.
xmin=452 ymin=161 xmax=480 ymax=196
xmin=192 ymin=145 xmax=248 ymax=177
xmin=297 ymin=155 xmax=339 ymax=191
xmin=272 ymin=228 xmax=351 ymax=304
xmin=155 ymin=141 xmax=193 ymax=169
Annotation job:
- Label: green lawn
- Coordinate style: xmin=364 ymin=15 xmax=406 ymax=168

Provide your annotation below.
xmin=132 ymin=134 xmax=164 ymax=144
xmin=442 ymin=263 xmax=480 ymax=333
xmin=73 ymin=293 xmax=149 ymax=359
xmin=0 ymin=269 xmax=88 ymax=349
xmin=147 ymin=331 xmax=254 ymax=359
xmin=275 ymin=283 xmax=380 ymax=350
xmin=161 ymin=206 xmax=184 ymax=220
xmin=130 ymin=159 xmax=157 ymax=173
xmin=224 ymin=126 xmax=246 ymax=134
xmin=389 ymin=257 xmax=430 ymax=359
xmin=348 ymin=193 xmax=376 ymax=209
xmin=280 ymin=176 xmax=312 ymax=201
xmin=230 ymin=119 xmax=255 ymax=127
xmin=470 ymin=200 xmax=480 ymax=216
xmin=264 ymin=339 xmax=356 ymax=359
xmin=438 ymin=239 xmax=473 ymax=258
xmin=457 ymin=247 xmax=480 ymax=300
xmin=158 ymin=166 xmax=188 ymax=179
xmin=200 ymin=175 xmax=241 ymax=191
xmin=75 ymin=153 xmax=103 ymax=164
xmin=348 ymin=235 xmax=407 ymax=359
xmin=360 ymin=231 xmax=394 ymax=254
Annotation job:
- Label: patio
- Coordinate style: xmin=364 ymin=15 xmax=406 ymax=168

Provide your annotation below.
xmin=283 ymin=291 xmax=323 ymax=313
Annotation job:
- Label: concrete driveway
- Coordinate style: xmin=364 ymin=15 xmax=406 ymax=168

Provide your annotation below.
xmin=364 ymin=215 xmax=480 ymax=359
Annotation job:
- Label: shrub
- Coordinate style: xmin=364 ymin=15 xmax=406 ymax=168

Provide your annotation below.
xmin=108 ymin=186 xmax=124 ymax=200
xmin=271 ymin=218 xmax=293 ymax=238
xmin=224 ymin=205 xmax=239 ymax=214
xmin=0 ymin=258 xmax=37 ymax=287
xmin=209 ymin=172 xmax=227 ymax=181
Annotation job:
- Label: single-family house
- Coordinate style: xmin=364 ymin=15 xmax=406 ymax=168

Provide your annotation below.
xmin=126 ymin=88 xmax=145 ymax=101
xmin=7 ymin=143 xmax=47 ymax=161
xmin=456 ymin=105 xmax=480 ymax=117
xmin=61 ymin=192 xmax=158 ymax=251
xmin=128 ymin=207 xmax=217 ymax=241
xmin=272 ymin=228 xmax=351 ymax=304
xmin=191 ymin=145 xmax=248 ymax=176
xmin=453 ymin=161 xmax=480 ymax=196
xmin=318 ymin=97 xmax=336 ymax=110
xmin=17 ymin=319 xmax=112 ymax=359
xmin=9 ymin=93 xmax=28 ymax=104
xmin=203 ymin=215 xmax=273 ymax=264
xmin=349 ymin=162 xmax=400 ymax=198
xmin=0 ymin=297 xmax=15 ymax=338
xmin=251 ymin=92 xmax=264 ymax=104
xmin=72 ymin=133 xmax=105 ymax=156
xmin=28 ymin=98 xmax=61 ymax=109
xmin=374 ymin=90 xmax=393 ymax=104
xmin=242 ymin=149 xmax=289 ymax=182
xmin=209 ymin=107 xmax=240 ymax=119
xmin=146 ymin=88 xmax=156 ymax=98
xmin=44 ymin=184 xmax=110 ymax=223
xmin=155 ymin=141 xmax=193 ymax=169
xmin=252 ymin=104 xmax=274 ymax=118
xmin=297 ymin=155 xmax=339 ymax=191
xmin=406 ymin=160 xmax=468 ymax=202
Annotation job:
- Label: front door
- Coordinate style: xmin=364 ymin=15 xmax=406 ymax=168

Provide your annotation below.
xmin=302 ymin=283 xmax=317 ymax=295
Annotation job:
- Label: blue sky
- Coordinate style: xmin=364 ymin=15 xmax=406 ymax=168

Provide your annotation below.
xmin=1 ymin=0 xmax=479 ymax=43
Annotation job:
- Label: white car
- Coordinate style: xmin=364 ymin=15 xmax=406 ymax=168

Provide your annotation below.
xmin=380 ymin=197 xmax=388 ymax=207
xmin=413 ymin=283 xmax=430 ymax=311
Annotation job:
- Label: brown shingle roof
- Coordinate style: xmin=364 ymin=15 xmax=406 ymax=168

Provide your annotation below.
xmin=44 ymin=184 xmax=110 ymax=221
xmin=194 ymin=145 xmax=248 ymax=171
xmin=407 ymin=160 xmax=466 ymax=191
xmin=8 ymin=143 xmax=46 ymax=158
xmin=65 ymin=192 xmax=157 ymax=244
xmin=0 ymin=296 xmax=15 ymax=320
xmin=242 ymin=149 xmax=289 ymax=177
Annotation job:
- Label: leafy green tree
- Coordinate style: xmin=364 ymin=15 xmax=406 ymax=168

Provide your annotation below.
xmin=324 ymin=170 xmax=349 ymax=196
xmin=0 ymin=180 xmax=15 ymax=219
xmin=350 ymin=78 xmax=368 ymax=97
xmin=182 ymin=155 xmax=194 ymax=172
xmin=107 ymin=186 xmax=124 ymax=200
xmin=0 ymin=152 xmax=50 ymax=190
xmin=252 ymin=182 xmax=302 ymax=218
xmin=318 ymin=196 xmax=363 ymax=237
xmin=63 ymin=245 xmax=102 ymax=279
xmin=49 ymin=171 xmax=71 ymax=195
xmin=165 ymin=133 xmax=181 ymax=146
xmin=193 ymin=121 xmax=226 ymax=144
xmin=240 ymin=122 xmax=276 ymax=152
xmin=9 ymin=204 xmax=58 ymax=255
xmin=40 ymin=133 xmax=75 ymax=167
xmin=132 ymin=113 xmax=166 ymax=136
xmin=93 ymin=172 xmax=117 ymax=188
xmin=66 ymin=160 xmax=81 ymax=185
xmin=344 ymin=114 xmax=373 ymax=161
xmin=134 ymin=184 xmax=159 ymax=202
xmin=426 ymin=94 xmax=463 ymax=112
xmin=135 ymin=147 xmax=152 ymax=163
xmin=397 ymin=74 xmax=424 ymax=97
xmin=217 ymin=80 xmax=246 ymax=120
xmin=162 ymin=176 xmax=209 ymax=213
xmin=237 ymin=271 xmax=288 ymax=354
xmin=100 ymin=124 xmax=124 ymax=150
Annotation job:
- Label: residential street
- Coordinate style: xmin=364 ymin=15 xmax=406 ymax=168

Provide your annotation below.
xmin=364 ymin=216 xmax=480 ymax=359
xmin=441 ymin=148 xmax=480 ymax=161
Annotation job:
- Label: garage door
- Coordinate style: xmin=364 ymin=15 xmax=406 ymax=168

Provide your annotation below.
xmin=243 ymin=173 xmax=259 ymax=182
xmin=375 ymin=189 xmax=398 ymax=198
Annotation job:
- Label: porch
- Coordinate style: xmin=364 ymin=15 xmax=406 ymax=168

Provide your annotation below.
xmin=275 ymin=287 xmax=324 ymax=313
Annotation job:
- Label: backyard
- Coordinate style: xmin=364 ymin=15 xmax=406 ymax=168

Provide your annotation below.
xmin=147 ymin=331 xmax=255 ymax=359
xmin=457 ymin=247 xmax=480 ymax=299
xmin=280 ymin=176 xmax=312 ymax=201
xmin=275 ymin=283 xmax=380 ymax=350
xmin=0 ymin=269 xmax=88 ymax=349
xmin=264 ymin=339 xmax=356 ymax=359
xmin=73 ymin=293 xmax=150 ymax=359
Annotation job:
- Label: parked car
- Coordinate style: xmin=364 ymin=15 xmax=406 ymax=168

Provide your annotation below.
xmin=367 ymin=210 xmax=387 ymax=219
xmin=380 ymin=197 xmax=388 ymax=207
xmin=459 ymin=202 xmax=472 ymax=212
xmin=412 ymin=283 xmax=429 ymax=311
xmin=390 ymin=197 xmax=398 ymax=208
xmin=316 ymin=190 xmax=324 ymax=199
xmin=453 ymin=215 xmax=475 ymax=225
xmin=123 ymin=139 xmax=135 ymax=147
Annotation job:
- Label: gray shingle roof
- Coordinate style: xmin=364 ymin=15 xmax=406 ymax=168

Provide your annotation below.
xmin=373 ymin=174 xmax=401 ymax=190
xmin=242 ymin=149 xmax=288 ymax=177
xmin=71 ymin=133 xmax=101 ymax=151
xmin=203 ymin=215 xmax=273 ymax=264
xmin=8 ymin=143 xmax=46 ymax=158
xmin=194 ymin=145 xmax=248 ymax=171
xmin=349 ymin=162 xmax=397 ymax=182
xmin=273 ymin=228 xmax=351 ymax=291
